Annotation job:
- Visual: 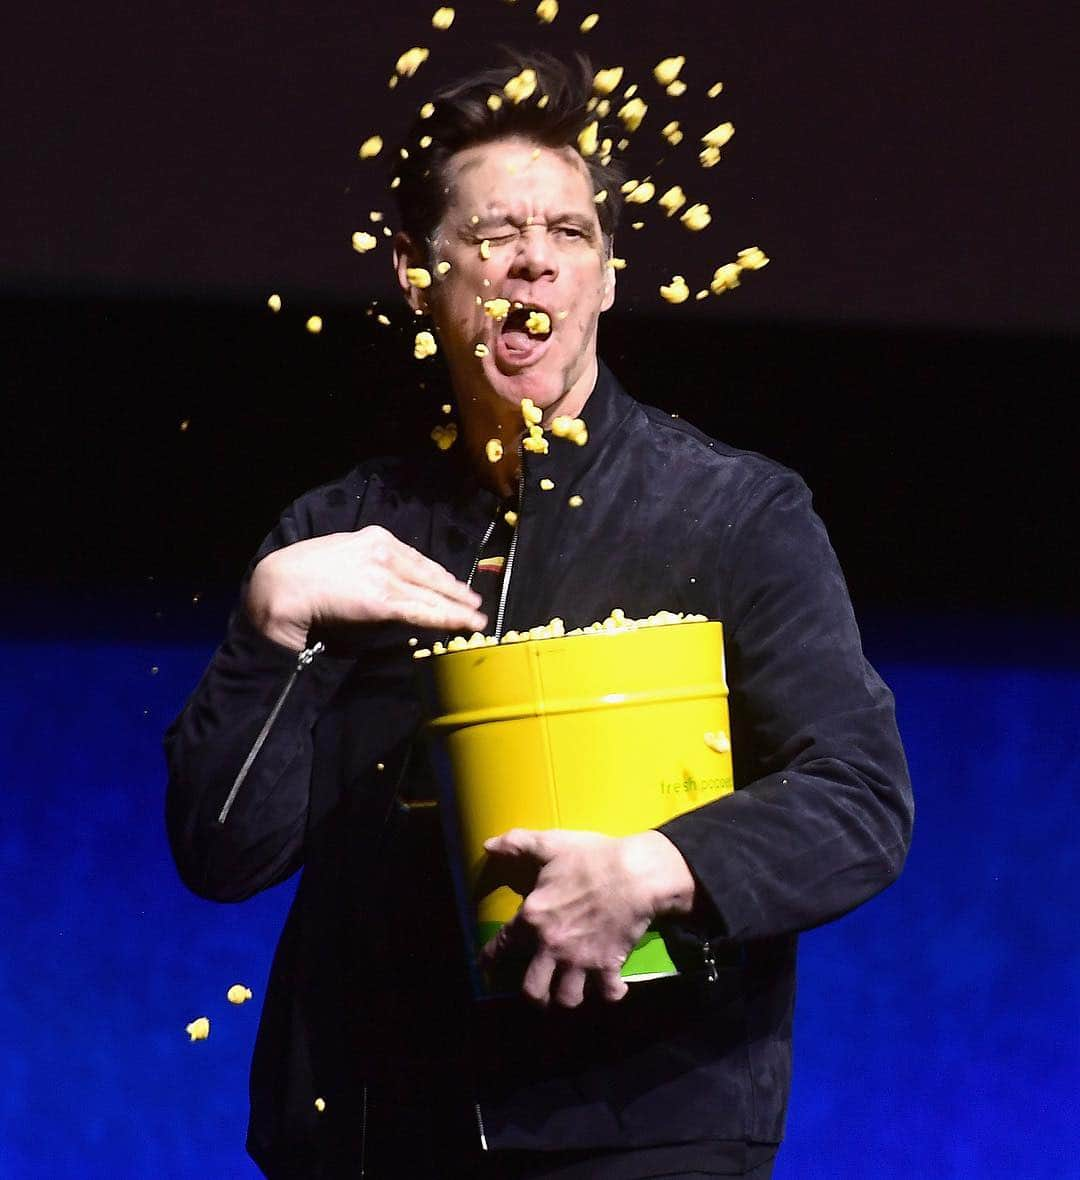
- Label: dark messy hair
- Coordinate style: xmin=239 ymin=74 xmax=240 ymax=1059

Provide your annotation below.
xmin=392 ymin=52 xmax=625 ymax=258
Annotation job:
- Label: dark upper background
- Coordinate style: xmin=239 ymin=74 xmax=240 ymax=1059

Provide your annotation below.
xmin=4 ymin=0 xmax=1077 ymax=626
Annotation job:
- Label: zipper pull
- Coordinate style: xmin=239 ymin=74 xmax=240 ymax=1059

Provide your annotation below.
xmin=296 ymin=640 xmax=325 ymax=669
xmin=702 ymin=939 xmax=719 ymax=983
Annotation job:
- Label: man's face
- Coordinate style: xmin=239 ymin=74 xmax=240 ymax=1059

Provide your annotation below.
xmin=411 ymin=136 xmax=615 ymax=416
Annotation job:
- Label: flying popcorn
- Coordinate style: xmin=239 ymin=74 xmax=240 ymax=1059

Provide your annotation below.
xmin=395 ymin=47 xmax=430 ymax=77
xmin=607 ymin=257 xmax=626 ymax=269
xmin=577 ymin=120 xmax=599 ymax=157
xmin=653 ymin=56 xmax=685 ymax=87
xmin=420 ymin=102 xmax=435 ymax=118
xmin=536 ymin=0 xmax=558 ymax=24
xmin=267 ymin=293 xmax=282 ymax=312
xmin=710 ymin=263 xmax=742 ymax=293
xmin=406 ymin=267 xmax=432 ymax=289
xmin=523 ymin=425 xmax=549 ymax=454
xmin=186 ymin=1017 xmax=210 ymax=1042
xmin=660 ymin=275 xmax=691 ymax=303
xmin=504 ymin=509 xmax=519 ymax=527
xmin=580 ymin=13 xmax=599 ymax=32
xmin=474 ymin=343 xmax=489 ymax=357
xmin=352 ymin=232 xmax=378 ymax=254
xmin=315 ymin=1098 xmax=327 ymax=1113
xmin=432 ymin=7 xmax=455 ymax=29
xmin=414 ymin=331 xmax=437 ymax=359
xmin=483 ymin=298 xmax=511 ymax=320
xmin=617 ymin=97 xmax=648 ymax=131
xmin=486 ymin=438 xmax=504 ymax=462
xmin=666 ymin=80 xmax=687 ymax=97
xmin=486 ymin=93 xmax=503 ymax=111
xmin=521 ymin=398 xmax=543 ymax=425
xmin=504 ymin=67 xmax=538 ymax=104
xmin=525 ymin=310 xmax=551 ymax=335
xmin=539 ymin=477 xmax=555 ymax=490
xmin=479 ymin=239 xmax=492 ymax=260
xmin=358 ymin=135 xmax=383 ymax=159
xmin=306 ymin=315 xmax=323 ymax=334
xmin=592 ymin=66 xmax=624 ymax=96
xmin=551 ymin=415 xmax=588 ymax=445
xmin=680 ymin=203 xmax=712 ymax=231
xmin=376 ymin=313 xmax=391 ymax=326
xmin=702 ymin=122 xmax=735 ymax=149
xmin=737 ymin=246 xmax=770 ymax=270
xmin=624 ymin=180 xmax=655 ymax=205
xmin=436 ymin=261 xmax=451 ymax=275
xmin=707 ymin=82 xmax=724 ymax=98
xmin=227 ymin=984 xmax=253 ymax=1005
xmin=661 ymin=120 xmax=684 ymax=146
xmin=593 ymin=189 xmax=607 ymax=203
xmin=431 ymin=423 xmax=457 ymax=450
xmin=700 ymin=145 xmax=721 ymax=168
xmin=568 ymin=495 xmax=583 ymax=508
xmin=658 ymin=185 xmax=686 ymax=216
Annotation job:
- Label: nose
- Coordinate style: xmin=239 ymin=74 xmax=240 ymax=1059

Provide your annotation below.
xmin=508 ymin=224 xmax=558 ymax=282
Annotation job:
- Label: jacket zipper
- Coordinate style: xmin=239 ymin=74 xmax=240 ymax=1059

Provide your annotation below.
xmin=702 ymin=939 xmax=719 ymax=983
xmin=493 ymin=440 xmax=527 ymax=640
xmin=216 ymin=640 xmax=325 ymax=824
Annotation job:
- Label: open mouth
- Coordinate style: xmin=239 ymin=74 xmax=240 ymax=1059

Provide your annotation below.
xmin=495 ymin=302 xmax=554 ymax=366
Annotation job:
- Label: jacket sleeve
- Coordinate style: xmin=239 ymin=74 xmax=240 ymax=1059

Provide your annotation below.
xmin=658 ymin=470 xmax=914 ymax=942
xmin=164 ymin=502 xmax=357 ymax=903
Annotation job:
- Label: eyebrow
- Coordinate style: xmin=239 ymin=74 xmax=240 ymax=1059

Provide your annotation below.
xmin=468 ymin=211 xmax=597 ymax=232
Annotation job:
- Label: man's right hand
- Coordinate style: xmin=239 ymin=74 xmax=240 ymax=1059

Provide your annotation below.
xmin=245 ymin=525 xmax=487 ymax=651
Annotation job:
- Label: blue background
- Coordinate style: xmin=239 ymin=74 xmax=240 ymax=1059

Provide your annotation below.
xmin=2 ymin=610 xmax=1077 ymax=1177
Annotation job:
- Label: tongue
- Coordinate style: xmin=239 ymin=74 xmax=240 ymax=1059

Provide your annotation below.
xmin=502 ymin=328 xmax=532 ymax=352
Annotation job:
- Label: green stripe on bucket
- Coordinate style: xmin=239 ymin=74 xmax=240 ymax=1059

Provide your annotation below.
xmin=475 ymin=923 xmax=676 ymax=979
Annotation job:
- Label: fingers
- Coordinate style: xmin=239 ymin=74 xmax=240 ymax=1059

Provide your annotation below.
xmin=553 ymin=965 xmax=588 ymax=1009
xmin=522 ymin=949 xmax=558 ymax=1007
xmin=594 ymin=966 xmax=629 ymax=1004
xmin=484 ymin=828 xmax=549 ymax=859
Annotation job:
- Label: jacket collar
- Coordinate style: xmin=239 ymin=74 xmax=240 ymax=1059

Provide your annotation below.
xmin=432 ymin=359 xmax=638 ymax=541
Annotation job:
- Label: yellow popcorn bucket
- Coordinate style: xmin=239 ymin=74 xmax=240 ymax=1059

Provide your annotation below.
xmin=422 ymin=620 xmax=734 ymax=996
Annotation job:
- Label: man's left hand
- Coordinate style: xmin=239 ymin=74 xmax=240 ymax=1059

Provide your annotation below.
xmin=478 ymin=829 xmax=696 ymax=1009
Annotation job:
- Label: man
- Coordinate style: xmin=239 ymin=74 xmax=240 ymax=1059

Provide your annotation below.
xmin=166 ymin=54 xmax=913 ymax=1178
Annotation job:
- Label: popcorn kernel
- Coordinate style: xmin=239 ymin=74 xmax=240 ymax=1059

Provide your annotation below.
xmin=486 ymin=438 xmax=504 ymax=462
xmin=432 ymin=7 xmax=455 ymax=30
xmin=568 ymin=494 xmax=583 ymax=508
xmin=406 ymin=267 xmax=432 ymax=289
xmin=653 ymin=56 xmax=685 ymax=87
xmin=420 ymin=102 xmax=435 ymax=118
xmin=483 ymin=298 xmax=511 ymax=320
xmin=436 ymin=261 xmax=452 ymax=275
xmin=474 ymin=343 xmax=489 ymax=357
xmin=660 ymin=275 xmax=690 ymax=304
xmin=504 ymin=68 xmax=538 ymax=104
xmin=535 ymin=0 xmax=558 ymax=23
xmin=504 ymin=510 xmax=519 ymax=527
xmin=305 ymin=315 xmax=323 ymax=334
xmin=658 ymin=185 xmax=686 ymax=216
xmin=618 ymin=97 xmax=648 ymax=131
xmin=315 ymin=1098 xmax=327 ymax=1113
xmin=227 ymin=984 xmax=253 ymax=1005
xmin=702 ymin=122 xmax=735 ymax=148
xmin=358 ymin=135 xmax=383 ymax=159
xmin=186 ymin=1017 xmax=210 ymax=1042
xmin=580 ymin=13 xmax=599 ymax=32
xmin=539 ymin=477 xmax=555 ymax=490
xmin=707 ymin=82 xmax=724 ymax=98
xmin=592 ymin=66 xmax=624 ymax=96
xmin=486 ymin=93 xmax=503 ymax=111
xmin=525 ymin=310 xmax=551 ymax=335
xmin=666 ymin=80 xmax=687 ymax=97
xmin=577 ymin=120 xmax=599 ymax=157
xmin=479 ymin=239 xmax=492 ymax=260
xmin=395 ymin=47 xmax=430 ymax=77
xmin=267 ymin=293 xmax=282 ymax=313
xmin=703 ymin=731 xmax=731 ymax=754
xmin=680 ymin=203 xmax=712 ymax=231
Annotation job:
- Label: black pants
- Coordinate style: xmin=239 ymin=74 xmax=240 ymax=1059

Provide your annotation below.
xmin=356 ymin=1096 xmax=777 ymax=1179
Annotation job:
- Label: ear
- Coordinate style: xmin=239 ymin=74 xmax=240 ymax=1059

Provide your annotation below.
xmin=601 ymin=253 xmax=617 ymax=313
xmin=393 ymin=231 xmax=430 ymax=314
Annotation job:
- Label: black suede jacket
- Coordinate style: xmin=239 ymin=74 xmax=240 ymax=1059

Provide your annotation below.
xmin=165 ymin=363 xmax=913 ymax=1176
